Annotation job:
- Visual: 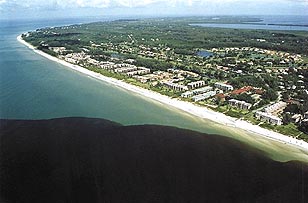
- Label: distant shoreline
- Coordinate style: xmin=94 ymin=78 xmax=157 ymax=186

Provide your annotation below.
xmin=190 ymin=23 xmax=308 ymax=31
xmin=17 ymin=34 xmax=308 ymax=152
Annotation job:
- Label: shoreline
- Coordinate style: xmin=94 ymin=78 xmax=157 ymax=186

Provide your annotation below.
xmin=17 ymin=34 xmax=308 ymax=152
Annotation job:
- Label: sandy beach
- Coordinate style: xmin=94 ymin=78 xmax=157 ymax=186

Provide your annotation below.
xmin=17 ymin=34 xmax=308 ymax=151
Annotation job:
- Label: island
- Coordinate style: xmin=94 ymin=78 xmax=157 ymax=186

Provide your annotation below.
xmin=18 ymin=16 xmax=308 ymax=149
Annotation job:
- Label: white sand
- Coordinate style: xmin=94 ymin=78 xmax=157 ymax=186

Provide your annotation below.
xmin=17 ymin=34 xmax=308 ymax=151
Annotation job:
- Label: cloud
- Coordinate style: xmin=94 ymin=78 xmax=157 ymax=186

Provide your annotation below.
xmin=1 ymin=0 xmax=307 ymax=9
xmin=0 ymin=0 xmax=307 ymax=15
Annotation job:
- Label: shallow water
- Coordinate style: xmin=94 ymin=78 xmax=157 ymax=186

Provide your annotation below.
xmin=1 ymin=17 xmax=308 ymax=162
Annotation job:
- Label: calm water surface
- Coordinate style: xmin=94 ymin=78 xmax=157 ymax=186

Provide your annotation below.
xmin=1 ymin=17 xmax=308 ymax=162
xmin=191 ymin=23 xmax=308 ymax=31
xmin=191 ymin=15 xmax=308 ymax=31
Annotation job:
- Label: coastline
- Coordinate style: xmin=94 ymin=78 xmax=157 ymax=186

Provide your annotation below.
xmin=17 ymin=34 xmax=308 ymax=152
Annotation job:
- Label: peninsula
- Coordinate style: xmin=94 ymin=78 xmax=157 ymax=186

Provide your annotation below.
xmin=18 ymin=16 xmax=308 ymax=150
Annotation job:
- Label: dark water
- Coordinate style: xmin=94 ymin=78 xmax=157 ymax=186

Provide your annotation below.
xmin=0 ymin=118 xmax=307 ymax=202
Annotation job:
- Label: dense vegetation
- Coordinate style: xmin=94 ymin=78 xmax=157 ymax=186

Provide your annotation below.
xmin=25 ymin=17 xmax=308 ymax=56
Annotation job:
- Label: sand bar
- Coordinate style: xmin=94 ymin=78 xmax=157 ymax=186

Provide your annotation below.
xmin=17 ymin=34 xmax=308 ymax=151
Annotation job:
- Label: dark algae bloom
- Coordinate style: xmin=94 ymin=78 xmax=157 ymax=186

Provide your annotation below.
xmin=1 ymin=118 xmax=307 ymax=202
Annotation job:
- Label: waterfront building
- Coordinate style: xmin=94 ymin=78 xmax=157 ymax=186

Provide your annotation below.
xmin=181 ymin=86 xmax=213 ymax=98
xmin=163 ymin=82 xmax=188 ymax=92
xmin=192 ymin=86 xmax=213 ymax=95
xmin=126 ymin=67 xmax=151 ymax=77
xmin=192 ymin=91 xmax=216 ymax=102
xmin=228 ymin=99 xmax=252 ymax=110
xmin=181 ymin=91 xmax=194 ymax=98
xmin=187 ymin=81 xmax=205 ymax=89
xmin=255 ymin=111 xmax=282 ymax=125
xmin=115 ymin=67 xmax=138 ymax=73
xmin=264 ymin=102 xmax=287 ymax=114
xmin=214 ymin=82 xmax=234 ymax=91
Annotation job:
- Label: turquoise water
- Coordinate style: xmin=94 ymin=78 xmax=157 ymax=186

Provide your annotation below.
xmin=1 ymin=18 xmax=308 ymax=161
xmin=0 ymin=18 xmax=224 ymax=134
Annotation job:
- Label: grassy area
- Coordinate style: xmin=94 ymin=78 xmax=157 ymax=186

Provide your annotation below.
xmin=259 ymin=122 xmax=308 ymax=141
xmin=243 ymin=112 xmax=262 ymax=125
xmin=225 ymin=109 xmax=244 ymax=118
xmin=215 ymin=106 xmax=250 ymax=118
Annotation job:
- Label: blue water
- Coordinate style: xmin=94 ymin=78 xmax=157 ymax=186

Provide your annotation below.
xmin=253 ymin=15 xmax=308 ymax=26
xmin=191 ymin=15 xmax=308 ymax=31
xmin=196 ymin=50 xmax=214 ymax=57
xmin=1 ymin=16 xmax=307 ymax=161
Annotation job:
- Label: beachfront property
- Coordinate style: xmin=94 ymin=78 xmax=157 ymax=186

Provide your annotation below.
xmin=192 ymin=86 xmax=213 ymax=95
xmin=192 ymin=91 xmax=217 ymax=102
xmin=187 ymin=81 xmax=205 ymax=89
xmin=100 ymin=61 xmax=115 ymax=70
xmin=254 ymin=101 xmax=287 ymax=125
xmin=181 ymin=91 xmax=194 ymax=98
xmin=264 ymin=101 xmax=287 ymax=114
xmin=115 ymin=66 xmax=138 ymax=73
xmin=126 ymin=67 xmax=151 ymax=77
xmin=181 ymin=86 xmax=213 ymax=98
xmin=214 ymin=82 xmax=234 ymax=92
xmin=163 ymin=81 xmax=188 ymax=92
xmin=133 ymin=74 xmax=158 ymax=83
xmin=64 ymin=52 xmax=89 ymax=64
xmin=255 ymin=111 xmax=283 ymax=125
xmin=228 ymin=99 xmax=252 ymax=110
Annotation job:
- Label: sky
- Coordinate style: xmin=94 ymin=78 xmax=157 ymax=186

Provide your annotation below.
xmin=0 ymin=0 xmax=307 ymax=19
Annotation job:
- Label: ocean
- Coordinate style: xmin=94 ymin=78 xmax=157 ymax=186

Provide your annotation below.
xmin=1 ymin=16 xmax=308 ymax=162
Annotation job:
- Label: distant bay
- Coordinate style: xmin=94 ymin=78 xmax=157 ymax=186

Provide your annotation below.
xmin=190 ymin=23 xmax=308 ymax=31
xmin=191 ymin=15 xmax=308 ymax=31
xmin=1 ymin=16 xmax=308 ymax=162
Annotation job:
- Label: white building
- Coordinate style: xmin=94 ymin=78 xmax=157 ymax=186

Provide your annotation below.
xmin=228 ymin=99 xmax=252 ymax=110
xmin=255 ymin=111 xmax=282 ymax=125
xmin=163 ymin=82 xmax=188 ymax=92
xmin=126 ymin=67 xmax=151 ymax=77
xmin=181 ymin=86 xmax=213 ymax=98
xmin=181 ymin=91 xmax=194 ymax=98
xmin=214 ymin=82 xmax=234 ymax=91
xmin=192 ymin=86 xmax=213 ymax=95
xmin=192 ymin=91 xmax=216 ymax=102
xmin=264 ymin=102 xmax=287 ymax=114
xmin=187 ymin=81 xmax=205 ymax=89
